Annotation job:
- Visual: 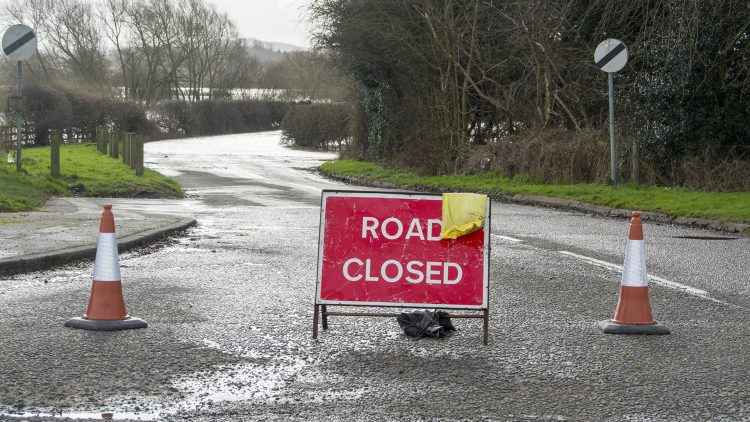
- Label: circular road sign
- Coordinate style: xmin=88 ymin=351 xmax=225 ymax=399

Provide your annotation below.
xmin=2 ymin=24 xmax=37 ymax=61
xmin=594 ymin=38 xmax=628 ymax=73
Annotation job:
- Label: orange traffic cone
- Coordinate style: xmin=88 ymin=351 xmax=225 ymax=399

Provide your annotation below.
xmin=65 ymin=204 xmax=147 ymax=331
xmin=598 ymin=211 xmax=669 ymax=334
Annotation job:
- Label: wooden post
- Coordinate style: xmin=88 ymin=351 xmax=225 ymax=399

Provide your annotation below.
xmin=135 ymin=134 xmax=144 ymax=176
xmin=129 ymin=133 xmax=136 ymax=169
xmin=50 ymin=130 xmax=61 ymax=178
xmin=126 ymin=133 xmax=132 ymax=167
xmin=106 ymin=130 xmax=111 ymax=155
xmin=110 ymin=132 xmax=119 ymax=159
xmin=631 ymin=139 xmax=640 ymax=185
xmin=96 ymin=127 xmax=102 ymax=153
xmin=122 ymin=133 xmax=129 ymax=165
xmin=128 ymin=133 xmax=135 ymax=166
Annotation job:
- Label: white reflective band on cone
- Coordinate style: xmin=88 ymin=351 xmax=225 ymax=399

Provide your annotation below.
xmin=621 ymin=239 xmax=648 ymax=287
xmin=93 ymin=233 xmax=121 ymax=281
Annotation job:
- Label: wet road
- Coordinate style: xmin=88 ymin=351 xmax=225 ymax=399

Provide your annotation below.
xmin=1 ymin=131 xmax=748 ymax=421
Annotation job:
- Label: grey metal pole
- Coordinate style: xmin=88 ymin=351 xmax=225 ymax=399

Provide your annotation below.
xmin=608 ymin=72 xmax=616 ymax=190
xmin=16 ymin=61 xmax=23 ymax=173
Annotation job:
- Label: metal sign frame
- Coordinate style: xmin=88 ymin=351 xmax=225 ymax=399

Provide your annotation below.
xmin=313 ymin=189 xmax=491 ymax=344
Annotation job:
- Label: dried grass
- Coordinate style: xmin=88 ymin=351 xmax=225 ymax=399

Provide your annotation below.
xmin=464 ymin=128 xmax=750 ymax=191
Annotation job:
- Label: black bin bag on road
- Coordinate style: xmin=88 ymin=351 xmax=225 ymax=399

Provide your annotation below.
xmin=397 ymin=310 xmax=456 ymax=338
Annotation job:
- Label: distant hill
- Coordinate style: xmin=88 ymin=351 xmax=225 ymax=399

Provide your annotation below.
xmin=246 ymin=38 xmax=308 ymax=63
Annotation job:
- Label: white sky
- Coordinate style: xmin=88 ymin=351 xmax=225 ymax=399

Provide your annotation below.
xmin=208 ymin=0 xmax=312 ymax=47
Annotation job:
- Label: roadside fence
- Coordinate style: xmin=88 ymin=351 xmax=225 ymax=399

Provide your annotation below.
xmin=1 ymin=124 xmax=93 ymax=147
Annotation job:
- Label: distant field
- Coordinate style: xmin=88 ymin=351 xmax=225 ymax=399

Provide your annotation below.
xmin=0 ymin=144 xmax=182 ymax=212
xmin=321 ymin=160 xmax=750 ymax=225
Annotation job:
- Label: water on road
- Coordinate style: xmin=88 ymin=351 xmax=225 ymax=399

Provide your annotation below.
xmin=1 ymin=131 xmax=748 ymax=421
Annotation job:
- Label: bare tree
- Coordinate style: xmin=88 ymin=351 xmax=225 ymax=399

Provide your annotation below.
xmin=122 ymin=0 xmax=168 ymax=103
xmin=99 ymin=0 xmax=131 ymax=97
xmin=44 ymin=0 xmax=108 ymax=86
xmin=2 ymin=0 xmax=61 ymax=78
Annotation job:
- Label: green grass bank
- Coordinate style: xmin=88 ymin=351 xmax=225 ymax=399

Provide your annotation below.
xmin=0 ymin=144 xmax=182 ymax=212
xmin=320 ymin=160 xmax=750 ymax=225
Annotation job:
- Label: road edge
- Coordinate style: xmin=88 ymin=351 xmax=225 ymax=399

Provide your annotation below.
xmin=0 ymin=218 xmax=198 ymax=276
xmin=321 ymin=172 xmax=750 ymax=236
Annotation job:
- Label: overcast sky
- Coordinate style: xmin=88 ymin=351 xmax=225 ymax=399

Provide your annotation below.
xmin=209 ymin=0 xmax=312 ymax=47
xmin=0 ymin=0 xmax=314 ymax=48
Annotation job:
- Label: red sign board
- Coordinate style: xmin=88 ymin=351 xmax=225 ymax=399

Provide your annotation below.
xmin=316 ymin=191 xmax=489 ymax=309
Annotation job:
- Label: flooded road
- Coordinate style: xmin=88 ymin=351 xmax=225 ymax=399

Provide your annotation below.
xmin=1 ymin=131 xmax=748 ymax=421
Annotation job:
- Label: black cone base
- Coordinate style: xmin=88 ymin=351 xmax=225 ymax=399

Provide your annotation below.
xmin=598 ymin=320 xmax=669 ymax=335
xmin=64 ymin=316 xmax=147 ymax=331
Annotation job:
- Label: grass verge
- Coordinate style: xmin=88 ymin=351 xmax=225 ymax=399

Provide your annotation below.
xmin=320 ymin=160 xmax=750 ymax=225
xmin=0 ymin=144 xmax=182 ymax=212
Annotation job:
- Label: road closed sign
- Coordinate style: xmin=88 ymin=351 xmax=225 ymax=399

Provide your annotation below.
xmin=316 ymin=191 xmax=489 ymax=309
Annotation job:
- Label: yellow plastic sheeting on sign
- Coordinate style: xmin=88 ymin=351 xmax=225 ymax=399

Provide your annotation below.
xmin=440 ymin=193 xmax=488 ymax=239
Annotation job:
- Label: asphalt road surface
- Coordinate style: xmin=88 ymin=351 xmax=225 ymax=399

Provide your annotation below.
xmin=1 ymin=131 xmax=748 ymax=421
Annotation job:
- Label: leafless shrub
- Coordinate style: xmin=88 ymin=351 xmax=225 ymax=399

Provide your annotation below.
xmin=465 ymin=128 xmax=610 ymax=184
xmin=153 ymin=100 xmax=288 ymax=137
xmin=464 ymin=129 xmax=749 ymax=191
xmin=280 ymin=103 xmax=349 ymax=150
xmin=671 ymin=148 xmax=750 ymax=191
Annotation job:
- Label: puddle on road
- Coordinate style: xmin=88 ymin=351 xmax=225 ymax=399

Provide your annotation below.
xmin=2 ymin=410 xmax=155 ymax=420
xmin=1 ymin=350 xmax=309 ymax=421
xmin=174 ymin=358 xmax=306 ymax=403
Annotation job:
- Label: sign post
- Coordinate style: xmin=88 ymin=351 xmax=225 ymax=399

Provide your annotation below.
xmin=594 ymin=39 xmax=628 ymax=190
xmin=314 ymin=190 xmax=491 ymax=344
xmin=15 ymin=60 xmax=22 ymax=173
xmin=3 ymin=24 xmax=37 ymax=173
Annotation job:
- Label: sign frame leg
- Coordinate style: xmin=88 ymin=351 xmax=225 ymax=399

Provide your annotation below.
xmin=313 ymin=304 xmax=320 ymax=339
xmin=321 ymin=305 xmax=329 ymax=330
xmin=483 ymin=309 xmax=489 ymax=345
